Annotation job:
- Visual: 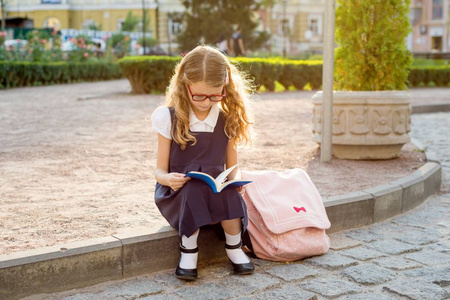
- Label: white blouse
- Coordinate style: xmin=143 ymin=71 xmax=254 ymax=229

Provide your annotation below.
xmin=151 ymin=105 xmax=220 ymax=140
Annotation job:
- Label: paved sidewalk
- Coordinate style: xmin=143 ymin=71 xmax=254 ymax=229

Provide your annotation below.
xmin=26 ymin=112 xmax=450 ymax=300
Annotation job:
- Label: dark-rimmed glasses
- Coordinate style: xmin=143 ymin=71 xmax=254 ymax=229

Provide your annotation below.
xmin=187 ymin=85 xmax=226 ymax=102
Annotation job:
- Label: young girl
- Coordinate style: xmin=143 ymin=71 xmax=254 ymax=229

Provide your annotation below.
xmin=152 ymin=45 xmax=254 ymax=280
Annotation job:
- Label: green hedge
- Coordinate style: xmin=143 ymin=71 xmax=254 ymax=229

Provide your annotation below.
xmin=409 ymin=66 xmax=450 ymax=87
xmin=119 ymin=56 xmax=323 ymax=94
xmin=3 ymin=57 xmax=446 ymax=91
xmin=0 ymin=61 xmax=123 ymax=89
xmin=120 ymin=56 xmax=449 ymax=94
xmin=118 ymin=56 xmax=179 ymax=94
xmin=233 ymin=58 xmax=322 ymax=91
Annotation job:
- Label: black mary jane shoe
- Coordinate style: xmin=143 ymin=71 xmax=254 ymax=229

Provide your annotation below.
xmin=175 ymin=246 xmax=198 ymax=281
xmin=225 ymin=241 xmax=255 ymax=275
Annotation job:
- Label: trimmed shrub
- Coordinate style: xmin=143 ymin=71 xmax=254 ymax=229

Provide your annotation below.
xmin=234 ymin=58 xmax=283 ymax=91
xmin=335 ymin=0 xmax=413 ymax=91
xmin=0 ymin=61 xmax=122 ymax=89
xmin=409 ymin=66 xmax=450 ymax=87
xmin=117 ymin=56 xmax=449 ymax=94
xmin=118 ymin=56 xmax=179 ymax=94
xmin=118 ymin=56 xmax=323 ymax=94
xmin=278 ymin=60 xmax=322 ymax=90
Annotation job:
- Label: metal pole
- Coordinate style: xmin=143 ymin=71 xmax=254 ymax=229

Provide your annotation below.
xmin=443 ymin=0 xmax=448 ymax=52
xmin=142 ymin=0 xmax=146 ymax=55
xmin=1 ymin=0 xmax=6 ymax=33
xmin=282 ymin=0 xmax=287 ymax=58
xmin=168 ymin=14 xmax=172 ymax=56
xmin=320 ymin=0 xmax=335 ymax=163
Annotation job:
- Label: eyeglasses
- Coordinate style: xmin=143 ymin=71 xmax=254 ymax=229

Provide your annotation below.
xmin=187 ymin=85 xmax=226 ymax=102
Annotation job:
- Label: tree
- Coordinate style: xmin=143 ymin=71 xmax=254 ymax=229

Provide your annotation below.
xmin=177 ymin=0 xmax=270 ymax=52
xmin=1 ymin=0 xmax=9 ymax=33
xmin=142 ymin=9 xmax=151 ymax=32
xmin=88 ymin=22 xmax=102 ymax=31
xmin=122 ymin=11 xmax=140 ymax=32
xmin=334 ymin=0 xmax=412 ymax=91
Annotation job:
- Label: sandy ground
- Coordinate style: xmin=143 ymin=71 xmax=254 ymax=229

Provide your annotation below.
xmin=0 ymin=81 xmax=428 ymax=255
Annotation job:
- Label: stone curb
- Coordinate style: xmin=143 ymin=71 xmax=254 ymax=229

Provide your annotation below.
xmin=0 ymin=105 xmax=443 ymax=300
xmin=412 ymin=102 xmax=450 ymax=114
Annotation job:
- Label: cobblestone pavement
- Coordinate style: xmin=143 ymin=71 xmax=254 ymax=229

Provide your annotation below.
xmin=28 ymin=113 xmax=450 ymax=300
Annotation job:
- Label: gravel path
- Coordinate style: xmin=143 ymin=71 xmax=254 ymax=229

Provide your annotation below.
xmin=26 ymin=112 xmax=450 ymax=300
xmin=1 ymin=80 xmax=445 ymax=255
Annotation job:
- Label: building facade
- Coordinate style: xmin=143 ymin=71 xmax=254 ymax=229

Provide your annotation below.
xmin=260 ymin=0 xmax=325 ymax=55
xmin=155 ymin=0 xmax=184 ymax=55
xmin=3 ymin=0 xmax=446 ymax=56
xmin=409 ymin=0 xmax=450 ymax=53
xmin=3 ymin=0 xmax=157 ymax=36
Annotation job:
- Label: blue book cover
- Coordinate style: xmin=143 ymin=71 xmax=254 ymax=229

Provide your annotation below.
xmin=185 ymin=165 xmax=252 ymax=194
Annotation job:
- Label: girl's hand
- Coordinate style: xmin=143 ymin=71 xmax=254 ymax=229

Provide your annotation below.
xmin=166 ymin=173 xmax=190 ymax=192
xmin=236 ymin=186 xmax=246 ymax=196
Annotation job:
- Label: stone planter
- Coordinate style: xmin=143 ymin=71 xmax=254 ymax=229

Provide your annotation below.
xmin=312 ymin=91 xmax=411 ymax=160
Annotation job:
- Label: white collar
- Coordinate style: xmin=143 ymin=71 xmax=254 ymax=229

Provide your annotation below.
xmin=189 ymin=105 xmax=220 ymax=128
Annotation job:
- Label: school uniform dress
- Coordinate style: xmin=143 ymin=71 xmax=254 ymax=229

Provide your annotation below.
xmin=152 ymin=105 xmax=248 ymax=238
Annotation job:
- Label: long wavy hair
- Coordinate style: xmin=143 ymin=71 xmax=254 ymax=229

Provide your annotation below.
xmin=165 ymin=45 xmax=253 ymax=150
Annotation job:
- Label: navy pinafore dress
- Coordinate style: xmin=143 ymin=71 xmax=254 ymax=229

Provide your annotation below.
xmin=155 ymin=107 xmax=248 ymax=237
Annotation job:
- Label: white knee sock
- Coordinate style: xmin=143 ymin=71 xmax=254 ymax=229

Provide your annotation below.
xmin=225 ymin=232 xmax=250 ymax=264
xmin=179 ymin=231 xmax=199 ymax=269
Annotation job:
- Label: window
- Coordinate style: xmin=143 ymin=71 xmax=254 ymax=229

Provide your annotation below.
xmin=170 ymin=21 xmax=183 ymax=36
xmin=116 ymin=19 xmax=124 ymax=31
xmin=432 ymin=36 xmax=442 ymax=50
xmin=420 ymin=25 xmax=427 ymax=35
xmin=309 ymin=19 xmax=319 ymax=35
xmin=433 ymin=0 xmax=443 ymax=19
xmin=307 ymin=14 xmax=322 ymax=36
xmin=167 ymin=13 xmax=183 ymax=38
xmin=82 ymin=19 xmax=95 ymax=30
xmin=410 ymin=8 xmax=422 ymax=25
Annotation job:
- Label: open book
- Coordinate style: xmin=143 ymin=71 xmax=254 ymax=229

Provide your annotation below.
xmin=185 ymin=165 xmax=252 ymax=194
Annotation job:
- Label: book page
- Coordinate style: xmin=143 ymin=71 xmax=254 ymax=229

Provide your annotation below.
xmin=215 ymin=164 xmax=238 ymax=185
xmin=219 ymin=180 xmax=252 ymax=192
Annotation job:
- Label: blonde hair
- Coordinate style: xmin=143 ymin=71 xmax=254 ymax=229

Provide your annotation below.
xmin=165 ymin=45 xmax=253 ymax=150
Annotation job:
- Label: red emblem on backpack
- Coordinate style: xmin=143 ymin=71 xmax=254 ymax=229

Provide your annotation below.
xmin=294 ymin=206 xmax=306 ymax=213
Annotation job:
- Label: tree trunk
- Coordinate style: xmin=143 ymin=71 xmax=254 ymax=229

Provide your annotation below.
xmin=1 ymin=0 xmax=6 ymax=33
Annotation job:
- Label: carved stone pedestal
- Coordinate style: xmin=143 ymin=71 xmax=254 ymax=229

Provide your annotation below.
xmin=312 ymin=91 xmax=411 ymax=160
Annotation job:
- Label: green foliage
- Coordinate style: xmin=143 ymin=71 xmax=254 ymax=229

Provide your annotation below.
xmin=137 ymin=36 xmax=157 ymax=47
xmin=412 ymin=58 xmax=449 ymax=66
xmin=177 ymin=0 xmax=270 ymax=52
xmin=1 ymin=54 xmax=446 ymax=91
xmin=25 ymin=29 xmax=51 ymax=42
xmin=88 ymin=22 xmax=102 ymax=31
xmin=109 ymin=33 xmax=127 ymax=48
xmin=278 ymin=60 xmax=323 ymax=90
xmin=118 ymin=56 xmax=323 ymax=94
xmin=122 ymin=11 xmax=140 ymax=32
xmin=335 ymin=0 xmax=413 ymax=91
xmin=75 ymin=34 xmax=92 ymax=44
xmin=118 ymin=56 xmax=179 ymax=93
xmin=0 ymin=61 xmax=123 ymax=89
xmin=109 ymin=33 xmax=131 ymax=57
xmin=408 ymin=66 xmax=450 ymax=87
xmin=64 ymin=35 xmax=97 ymax=62
xmin=142 ymin=9 xmax=151 ymax=32
xmin=0 ymin=31 xmax=6 ymax=45
xmin=118 ymin=56 xmax=450 ymax=94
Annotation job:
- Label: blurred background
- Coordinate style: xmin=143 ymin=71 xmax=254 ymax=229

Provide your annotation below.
xmin=1 ymin=0 xmax=449 ymax=62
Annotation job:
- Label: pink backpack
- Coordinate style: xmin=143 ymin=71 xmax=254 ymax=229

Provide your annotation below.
xmin=241 ymin=169 xmax=331 ymax=262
